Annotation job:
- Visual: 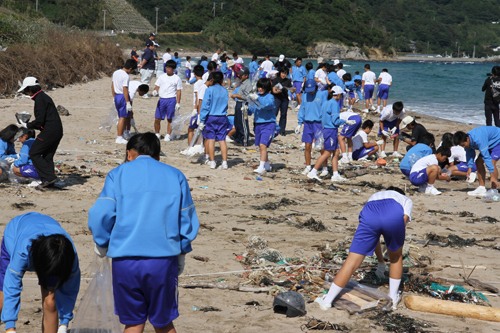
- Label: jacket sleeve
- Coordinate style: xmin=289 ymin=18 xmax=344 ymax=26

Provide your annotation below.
xmin=27 ymin=98 xmax=47 ymax=130
xmin=332 ymin=111 xmax=346 ymax=127
xmin=88 ymin=172 xmax=117 ymax=247
xmin=1 ymin=245 xmax=27 ymax=330
xmin=478 ymin=142 xmax=495 ymax=173
xmin=0 ymin=141 xmax=17 ymax=160
xmin=13 ymin=144 xmax=29 ymax=167
xmin=178 ymin=174 xmax=199 ymax=254
xmin=199 ymin=89 xmax=211 ymax=123
xmin=482 ymin=78 xmax=489 ymax=92
xmin=297 ymin=103 xmax=305 ymax=125
xmin=55 ymin=254 xmax=80 ymax=327
xmin=465 ymin=148 xmax=476 ymax=169
xmin=258 ymin=95 xmax=275 ymax=110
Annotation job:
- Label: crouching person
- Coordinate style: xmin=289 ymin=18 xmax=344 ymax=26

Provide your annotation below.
xmin=12 ymin=128 xmax=41 ymax=185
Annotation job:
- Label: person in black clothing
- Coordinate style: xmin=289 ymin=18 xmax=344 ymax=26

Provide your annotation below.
xmin=131 ymin=46 xmax=138 ymax=61
xmin=275 ymin=54 xmax=292 ymax=73
xmin=399 ymin=116 xmax=433 ymax=151
xmin=272 ymin=67 xmax=295 ymax=135
xmin=482 ymin=66 xmax=500 ymax=127
xmin=17 ymin=77 xmax=63 ymax=188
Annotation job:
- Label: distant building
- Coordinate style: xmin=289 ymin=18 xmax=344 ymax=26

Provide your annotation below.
xmin=405 ymin=53 xmax=441 ymax=58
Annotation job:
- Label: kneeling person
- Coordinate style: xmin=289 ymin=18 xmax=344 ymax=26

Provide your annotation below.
xmin=12 ymin=128 xmax=40 ymax=183
xmin=409 ymin=146 xmax=451 ymax=195
xmin=351 ymin=120 xmax=381 ymax=161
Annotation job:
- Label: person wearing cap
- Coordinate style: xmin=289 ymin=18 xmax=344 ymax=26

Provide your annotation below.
xmin=400 ymin=116 xmax=431 ymax=151
xmin=291 ymin=58 xmax=307 ymax=106
xmin=361 ymin=64 xmax=377 ymax=112
xmin=260 ymin=55 xmax=274 ymax=78
xmin=297 ymin=80 xmax=328 ymax=177
xmin=138 ymin=43 xmax=156 ymax=98
xmin=231 ymin=67 xmax=252 ymax=146
xmin=275 ymin=54 xmax=292 ymax=73
xmin=12 ymin=128 xmax=40 ymax=184
xmin=272 ymin=67 xmax=295 ymax=136
xmin=17 ymin=77 xmax=63 ymax=188
xmin=145 ymin=32 xmax=155 ymax=47
xmin=307 ymin=86 xmax=356 ymax=182
xmin=316 ymin=57 xmax=325 ymax=70
xmin=379 ymin=102 xmax=406 ymax=158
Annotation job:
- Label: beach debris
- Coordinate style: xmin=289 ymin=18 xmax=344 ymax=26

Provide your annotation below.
xmin=405 ymin=274 xmax=499 ymax=293
xmin=198 ymin=306 xmax=222 ymax=312
xmin=253 ymin=198 xmax=297 ymax=210
xmin=328 ymin=184 xmax=339 ymax=191
xmin=456 ymin=211 xmax=475 ymax=217
xmin=295 ymin=217 xmax=326 ymax=232
xmin=351 ymin=181 xmax=384 ymax=190
xmin=425 ymin=233 xmax=476 ymax=247
xmin=375 ymin=158 xmax=386 ymax=166
xmin=259 ymin=276 xmax=293 ymax=288
xmin=300 ymin=317 xmax=348 ymax=331
xmin=240 ymin=236 xmax=285 ymax=265
xmin=368 ymin=311 xmax=435 ymax=333
xmin=466 ymin=216 xmax=498 ymax=224
xmin=56 ymin=105 xmax=70 ymax=116
xmin=11 ymin=202 xmax=35 ymax=210
xmin=427 ymin=209 xmax=452 ymax=215
xmin=343 ymin=169 xmax=369 ymax=178
xmin=273 ymin=291 xmax=307 ymax=317
xmin=232 ymin=227 xmax=245 ymax=232
xmin=15 ymin=112 xmax=31 ymax=124
xmin=331 ymin=280 xmax=392 ymax=314
xmin=200 ymin=223 xmax=215 ymax=231
xmin=482 ymin=189 xmax=500 ymax=203
xmin=245 ymin=301 xmax=261 ymax=306
xmin=179 ymin=281 xmax=272 ymax=293
xmin=192 ymin=256 xmax=210 ymax=262
xmin=405 ymin=295 xmax=500 ymax=323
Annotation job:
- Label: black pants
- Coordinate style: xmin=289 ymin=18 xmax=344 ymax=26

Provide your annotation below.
xmin=29 ymin=134 xmax=62 ymax=182
xmin=274 ymin=98 xmax=289 ymax=134
xmin=485 ymin=103 xmax=500 ymax=127
xmin=234 ymin=101 xmax=249 ymax=146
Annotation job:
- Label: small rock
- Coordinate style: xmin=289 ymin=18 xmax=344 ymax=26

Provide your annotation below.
xmin=56 ymin=105 xmax=70 ymax=116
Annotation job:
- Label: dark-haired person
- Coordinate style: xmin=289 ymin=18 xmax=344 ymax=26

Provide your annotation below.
xmin=453 ymin=126 xmax=500 ymax=196
xmin=409 ymin=146 xmax=451 ymax=195
xmin=248 ymin=78 xmax=276 ymax=174
xmin=162 ymin=48 xmax=172 ymax=68
xmin=172 ymin=52 xmax=182 ymax=75
xmin=199 ymin=71 xmax=230 ymax=169
xmin=200 ymin=55 xmax=209 ymax=72
xmin=233 ymin=52 xmax=244 ymax=65
xmin=212 ymin=48 xmax=221 ymax=62
xmin=345 ymin=78 xmax=361 ymax=111
xmin=291 ymin=58 xmax=307 ymax=106
xmin=18 ymin=76 xmax=63 ymax=188
xmin=154 ymin=59 xmax=182 ymax=142
xmin=336 ymin=62 xmax=346 ymax=80
xmin=112 ymin=59 xmax=137 ymax=144
xmin=376 ymin=68 xmax=392 ymax=112
xmin=138 ymin=44 xmax=155 ymax=98
xmin=249 ymin=55 xmax=259 ymax=79
xmin=89 ymin=133 xmax=199 ymax=333
xmin=12 ymin=128 xmax=40 ymax=185
xmin=338 ymin=110 xmax=362 ymax=163
xmin=350 ymin=119 xmax=381 ymax=161
xmin=315 ymin=187 xmax=413 ymax=311
xmin=260 ymin=55 xmax=274 ymax=78
xmin=306 ymin=62 xmax=315 ymax=81
xmin=399 ymin=116 xmax=432 ymax=151
xmin=379 ymin=102 xmax=406 ymax=158
xmin=0 ymin=124 xmax=20 ymax=163
xmin=482 ymin=66 xmax=500 ymax=127
xmin=272 ymin=67 xmax=295 ymax=136
xmin=440 ymin=133 xmax=477 ymax=182
xmin=399 ymin=133 xmax=435 ymax=177
xmin=361 ymin=64 xmax=376 ymax=112
xmin=231 ymin=67 xmax=252 ymax=146
xmin=145 ymin=32 xmax=155 ymax=47
xmin=0 ymin=213 xmax=80 ymax=333
xmin=202 ymin=61 xmax=217 ymax=83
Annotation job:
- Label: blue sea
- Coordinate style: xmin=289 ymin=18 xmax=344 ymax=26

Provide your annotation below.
xmin=177 ymin=57 xmax=500 ymax=125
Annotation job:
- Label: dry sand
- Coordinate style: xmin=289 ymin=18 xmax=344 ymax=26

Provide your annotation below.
xmin=1 ymin=74 xmax=500 ymax=333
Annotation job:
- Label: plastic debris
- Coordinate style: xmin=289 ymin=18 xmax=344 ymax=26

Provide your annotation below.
xmin=0 ymin=160 xmax=9 ymax=182
xmin=199 ymin=306 xmax=221 ymax=312
xmin=314 ymin=129 xmax=324 ymax=151
xmin=482 ymin=189 xmax=500 ymax=203
xmin=99 ymin=106 xmax=119 ymax=132
xmin=170 ymin=112 xmax=192 ymax=140
xmin=273 ymin=291 xmax=307 ymax=317
xmin=15 ymin=111 xmax=31 ymax=124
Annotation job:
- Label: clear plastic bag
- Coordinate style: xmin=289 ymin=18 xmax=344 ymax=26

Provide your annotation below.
xmin=0 ymin=160 xmax=9 ymax=182
xmin=99 ymin=106 xmax=119 ymax=132
xmin=71 ymin=254 xmax=122 ymax=333
xmin=314 ymin=129 xmax=324 ymax=151
xmin=8 ymin=165 xmax=28 ymax=184
xmin=170 ymin=112 xmax=192 ymax=140
xmin=482 ymin=189 xmax=500 ymax=203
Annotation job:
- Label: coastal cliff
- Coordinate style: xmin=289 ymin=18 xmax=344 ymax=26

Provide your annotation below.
xmin=308 ymin=42 xmax=396 ymax=61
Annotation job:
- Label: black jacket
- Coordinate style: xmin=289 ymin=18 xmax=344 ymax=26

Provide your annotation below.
xmin=27 ymin=91 xmax=63 ymax=138
xmin=482 ymin=77 xmax=500 ymax=105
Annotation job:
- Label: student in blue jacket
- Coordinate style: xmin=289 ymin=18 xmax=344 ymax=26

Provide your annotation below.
xmin=0 ymin=124 xmax=19 ymax=163
xmin=0 ymin=213 xmax=80 ymax=333
xmin=453 ymin=126 xmax=500 ymax=196
xmin=307 ymin=86 xmax=355 ymax=183
xmin=172 ymin=52 xmax=182 ymax=75
xmin=88 ymin=133 xmax=199 ymax=333
xmin=248 ymin=55 xmax=259 ymax=79
xmin=291 ymin=58 xmax=307 ymax=106
xmin=399 ymin=133 xmax=435 ymax=176
xmin=199 ymin=71 xmax=230 ymax=170
xmin=248 ymin=78 xmax=276 ymax=174
xmin=12 ymin=128 xmax=40 ymax=181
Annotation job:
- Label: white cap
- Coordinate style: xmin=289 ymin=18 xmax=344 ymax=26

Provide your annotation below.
xmin=400 ymin=116 xmax=415 ymax=129
xmin=279 ymin=54 xmax=285 ymax=61
xmin=333 ymin=59 xmax=340 ymax=65
xmin=317 ymin=57 xmax=324 ymax=63
xmin=331 ymin=86 xmax=343 ymax=95
xmin=18 ymin=77 xmax=39 ymax=93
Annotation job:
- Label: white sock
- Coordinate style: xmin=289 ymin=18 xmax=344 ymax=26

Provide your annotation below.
xmin=389 ymin=278 xmax=401 ymax=303
xmin=310 ymin=168 xmax=318 ymax=175
xmin=381 ymin=150 xmax=385 ymax=154
xmin=348 ymin=152 xmax=353 ymax=159
xmin=333 ymin=171 xmax=339 ymax=177
xmin=205 ymin=154 xmax=209 ymax=159
xmin=117 ymin=136 xmax=122 ymax=139
xmin=323 ymin=282 xmax=343 ymax=304
xmin=426 ymin=183 xmax=434 ymax=190
xmin=222 ymin=161 xmax=228 ymax=166
xmin=342 ymin=153 xmax=348 ymax=159
xmin=322 ymin=167 xmax=328 ymax=172
xmin=259 ymin=161 xmax=265 ymax=169
xmin=477 ymin=186 xmax=486 ymax=190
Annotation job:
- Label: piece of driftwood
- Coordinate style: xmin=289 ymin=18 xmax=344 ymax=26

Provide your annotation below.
xmin=405 ymin=296 xmax=500 ymax=322
xmin=179 ymin=281 xmax=272 ymax=292
xmin=408 ymin=274 xmax=499 ymax=293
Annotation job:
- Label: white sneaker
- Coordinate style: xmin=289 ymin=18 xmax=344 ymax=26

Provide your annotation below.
xmin=426 ymin=186 xmax=441 ymax=195
xmin=115 ymin=137 xmax=128 ymax=144
xmin=301 ymin=166 xmax=312 ymax=175
xmin=28 ymin=179 xmax=42 ymax=187
xmin=253 ymin=167 xmax=266 ymax=174
xmin=380 ymin=151 xmax=387 ymax=158
xmin=467 ymin=186 xmax=487 ymax=196
xmin=218 ymin=163 xmax=228 ymax=170
xmin=392 ymin=151 xmax=403 ymax=158
xmin=164 ymin=134 xmax=171 ymax=142
xmin=142 ymin=94 xmax=150 ymax=99
xmin=358 ymin=156 xmax=368 ymax=161
xmin=370 ymin=106 xmax=376 ymax=111
xmin=331 ymin=174 xmax=347 ymax=182
xmin=392 ymin=292 xmax=402 ymax=310
xmin=307 ymin=171 xmax=322 ymax=182
xmin=225 ymin=136 xmax=234 ymax=143
xmin=418 ymin=184 xmax=427 ymax=193
xmin=155 ymin=133 xmax=161 ymax=139
xmin=362 ymin=109 xmax=369 ymax=113
xmin=467 ymin=172 xmax=477 ymax=183
xmin=319 ymin=169 xmax=329 ymax=177
xmin=209 ymin=161 xmax=217 ymax=169
xmin=314 ymin=296 xmax=332 ymax=311
xmin=340 ymin=157 xmax=350 ymax=164
xmin=204 ymin=158 xmax=211 ymax=165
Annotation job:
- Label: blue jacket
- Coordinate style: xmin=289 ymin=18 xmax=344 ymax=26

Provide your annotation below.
xmin=466 ymin=126 xmax=500 ymax=172
xmin=199 ymin=84 xmax=229 ymax=123
xmin=88 ymin=155 xmax=199 ymax=257
xmin=328 ymin=73 xmax=342 ymax=86
xmin=2 ymin=213 xmax=80 ymax=330
xmin=298 ymin=91 xmax=324 ymax=125
xmin=322 ymin=98 xmax=345 ymax=129
xmin=250 ymin=93 xmax=276 ymax=123
xmin=13 ymin=138 xmax=35 ymax=167
xmin=345 ymin=80 xmax=357 ymax=92
xmin=221 ymin=62 xmax=228 ymax=73
xmin=172 ymin=56 xmax=182 ymax=69
xmin=400 ymin=143 xmax=433 ymax=171
xmin=200 ymin=60 xmax=209 ymax=71
xmin=307 ymin=69 xmax=315 ymax=80
xmin=0 ymin=139 xmax=16 ymax=160
xmin=292 ymin=66 xmax=306 ymax=82
xmin=249 ymin=61 xmax=259 ymax=74
xmin=353 ymin=74 xmax=362 ymax=81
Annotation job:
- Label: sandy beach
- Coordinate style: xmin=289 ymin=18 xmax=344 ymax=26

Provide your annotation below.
xmin=1 ymin=73 xmax=500 ymax=333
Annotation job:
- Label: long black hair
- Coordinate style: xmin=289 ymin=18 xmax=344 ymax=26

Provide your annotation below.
xmin=30 ymin=234 xmax=76 ymax=290
xmin=0 ymin=124 xmax=19 ymax=142
xmin=125 ymin=132 xmax=161 ymax=161
xmin=256 ymin=78 xmax=272 ymax=93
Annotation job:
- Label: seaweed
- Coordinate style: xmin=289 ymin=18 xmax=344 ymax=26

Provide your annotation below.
xmin=11 ymin=202 xmax=35 ymax=210
xmin=425 ymin=233 xmax=476 ymax=247
xmin=199 ymin=306 xmax=222 ymax=312
xmin=368 ymin=312 xmax=435 ymax=333
xmin=301 ymin=317 xmax=348 ymax=331
xmin=466 ymin=216 xmax=498 ymax=224
xmin=295 ymin=218 xmax=326 ymax=232
xmin=253 ymin=198 xmax=298 ymax=210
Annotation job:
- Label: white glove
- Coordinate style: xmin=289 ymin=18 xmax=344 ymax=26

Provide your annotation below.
xmin=248 ymin=93 xmax=259 ymax=101
xmin=376 ymin=140 xmax=384 ymax=145
xmin=178 ymin=255 xmax=186 ymax=276
xmin=198 ymin=123 xmax=205 ymax=131
xmin=389 ymin=127 xmax=397 ymax=135
xmin=294 ymin=125 xmax=302 ymax=134
xmin=320 ymin=79 xmax=326 ymax=85
xmin=4 ymin=157 xmax=16 ymax=164
xmin=57 ymin=325 xmax=68 ymax=333
xmin=126 ymin=102 xmax=132 ymax=112
xmin=381 ymin=130 xmax=390 ymax=137
xmin=18 ymin=120 xmax=27 ymax=128
xmin=94 ymin=244 xmax=108 ymax=258
xmin=175 ymin=103 xmax=181 ymax=112
xmin=191 ymin=109 xmax=198 ymax=117
xmin=361 ymin=89 xmax=364 ymax=94
xmin=152 ymin=90 xmax=158 ymax=97
xmin=345 ymin=120 xmax=356 ymax=125
xmin=345 ymin=88 xmax=350 ymax=92
xmin=197 ymin=114 xmax=200 ymax=124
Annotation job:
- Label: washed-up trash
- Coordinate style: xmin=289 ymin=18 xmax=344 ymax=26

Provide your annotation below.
xmin=56 ymin=105 xmax=70 ymax=116
xmin=99 ymin=106 xmax=119 ymax=132
xmin=253 ymin=198 xmax=297 ymax=210
xmin=425 ymin=233 xmax=476 ymax=247
xmin=11 ymin=202 xmax=35 ymax=210
xmin=199 ymin=306 xmax=221 ymax=312
xmin=170 ymin=112 xmax=192 ymax=140
xmin=255 ymin=176 xmax=263 ymax=181
xmin=181 ymin=145 xmax=205 ymax=157
xmin=0 ymin=160 xmax=9 ymax=182
xmin=192 ymin=256 xmax=209 ymax=262
xmin=15 ymin=111 xmax=31 ymax=124
xmin=295 ymin=217 xmax=326 ymax=232
xmin=9 ymin=165 xmax=28 ymax=184
xmin=466 ymin=216 xmax=498 ymax=224
xmin=330 ymin=280 xmax=392 ymax=314
xmin=482 ymin=189 xmax=500 ymax=203
xmin=314 ymin=129 xmax=324 ymax=151
xmin=273 ymin=291 xmax=307 ymax=317
xmin=301 ymin=317 xmax=348 ymax=331
xmin=368 ymin=311 xmax=434 ymax=333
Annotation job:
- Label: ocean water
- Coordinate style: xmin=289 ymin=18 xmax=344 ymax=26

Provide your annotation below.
xmin=176 ymin=57 xmax=500 ymax=125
